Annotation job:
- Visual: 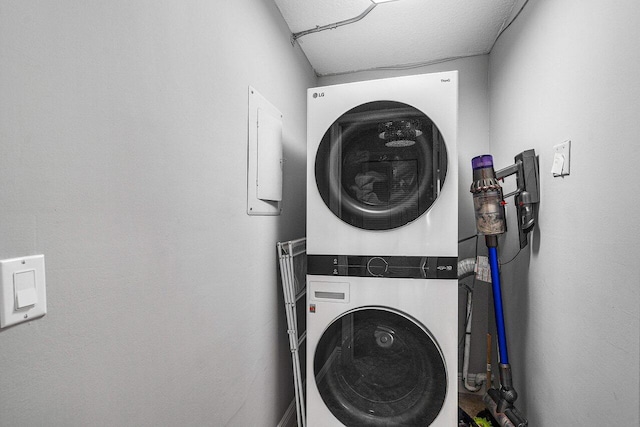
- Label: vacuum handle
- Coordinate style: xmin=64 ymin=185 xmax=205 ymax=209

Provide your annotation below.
xmin=488 ymin=246 xmax=509 ymax=365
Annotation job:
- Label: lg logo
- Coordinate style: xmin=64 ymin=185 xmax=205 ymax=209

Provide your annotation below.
xmin=312 ymin=92 xmax=325 ymax=98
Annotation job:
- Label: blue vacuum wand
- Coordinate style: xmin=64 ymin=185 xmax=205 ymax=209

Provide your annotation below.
xmin=470 ymin=154 xmax=532 ymax=427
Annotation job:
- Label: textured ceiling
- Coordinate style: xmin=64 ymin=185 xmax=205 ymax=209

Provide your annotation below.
xmin=274 ymin=0 xmax=522 ymax=76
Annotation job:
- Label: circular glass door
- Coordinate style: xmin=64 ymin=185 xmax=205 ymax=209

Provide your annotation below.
xmin=314 ymin=308 xmax=447 ymax=426
xmin=315 ymin=101 xmax=448 ymax=230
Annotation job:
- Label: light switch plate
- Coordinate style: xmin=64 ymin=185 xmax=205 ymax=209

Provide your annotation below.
xmin=553 ymin=140 xmax=571 ymax=176
xmin=0 ymin=255 xmax=47 ymax=328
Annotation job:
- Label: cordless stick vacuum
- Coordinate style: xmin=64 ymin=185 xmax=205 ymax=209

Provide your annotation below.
xmin=470 ymin=152 xmax=538 ymax=427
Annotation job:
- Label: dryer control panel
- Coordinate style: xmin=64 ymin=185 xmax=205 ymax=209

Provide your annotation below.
xmin=307 ymin=255 xmax=457 ymax=279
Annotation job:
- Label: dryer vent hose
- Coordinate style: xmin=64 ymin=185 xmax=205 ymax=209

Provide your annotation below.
xmin=458 ymin=258 xmax=476 ymax=279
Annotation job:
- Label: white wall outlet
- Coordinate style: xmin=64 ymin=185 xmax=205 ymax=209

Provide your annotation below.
xmin=552 ymin=140 xmax=571 ymax=176
xmin=0 ymin=255 xmax=47 ymax=328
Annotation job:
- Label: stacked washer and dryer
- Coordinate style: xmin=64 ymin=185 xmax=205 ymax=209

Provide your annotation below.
xmin=306 ymin=72 xmax=459 ymax=426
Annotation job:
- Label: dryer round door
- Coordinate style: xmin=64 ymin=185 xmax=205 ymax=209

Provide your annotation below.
xmin=315 ymin=101 xmax=449 ymax=230
xmin=314 ymin=307 xmax=447 ymax=426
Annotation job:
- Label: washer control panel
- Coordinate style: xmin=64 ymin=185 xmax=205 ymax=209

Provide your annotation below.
xmin=307 ymin=255 xmax=457 ymax=279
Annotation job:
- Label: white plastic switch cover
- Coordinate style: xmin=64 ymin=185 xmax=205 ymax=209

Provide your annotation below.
xmin=551 ymin=153 xmax=565 ymax=176
xmin=552 ymin=140 xmax=571 ymax=176
xmin=0 ymin=254 xmax=47 ymax=328
xmin=14 ymin=270 xmax=38 ymax=308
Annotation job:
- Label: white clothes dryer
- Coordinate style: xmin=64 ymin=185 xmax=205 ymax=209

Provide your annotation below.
xmin=306 ymin=275 xmax=458 ymax=426
xmin=307 ymin=72 xmax=458 ymax=257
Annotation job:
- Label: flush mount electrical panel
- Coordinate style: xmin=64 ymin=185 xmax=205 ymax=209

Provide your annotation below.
xmin=247 ymin=86 xmax=284 ymax=216
xmin=0 ymin=254 xmax=47 ymax=328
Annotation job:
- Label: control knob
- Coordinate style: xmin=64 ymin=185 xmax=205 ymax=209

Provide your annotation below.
xmin=367 ymin=257 xmax=389 ymax=277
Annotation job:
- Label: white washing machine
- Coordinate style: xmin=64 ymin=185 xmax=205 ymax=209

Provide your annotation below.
xmin=306 ymin=72 xmax=458 ymax=426
xmin=306 ymin=71 xmax=458 ymax=257
xmin=306 ymin=276 xmax=458 ymax=426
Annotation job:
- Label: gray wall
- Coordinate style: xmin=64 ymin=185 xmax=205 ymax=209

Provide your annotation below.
xmin=489 ymin=0 xmax=640 ymax=425
xmin=0 ymin=1 xmax=315 ymax=425
xmin=319 ymin=56 xmax=493 ymax=376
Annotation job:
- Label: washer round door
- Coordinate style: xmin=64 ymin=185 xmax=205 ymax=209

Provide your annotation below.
xmin=315 ymin=101 xmax=449 ymax=230
xmin=314 ymin=307 xmax=448 ymax=426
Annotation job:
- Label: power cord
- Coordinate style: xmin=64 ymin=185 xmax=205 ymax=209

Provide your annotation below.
xmin=499 ymin=246 xmax=524 ymax=266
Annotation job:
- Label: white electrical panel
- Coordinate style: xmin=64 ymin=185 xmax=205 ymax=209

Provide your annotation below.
xmin=247 ymin=86 xmax=284 ymax=216
xmin=0 ymin=255 xmax=47 ymax=328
